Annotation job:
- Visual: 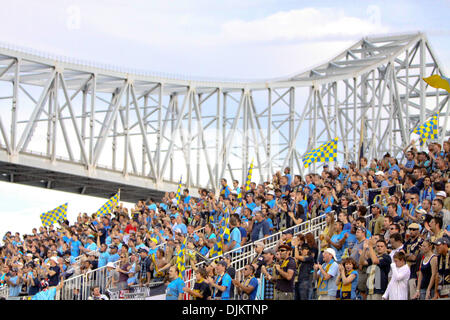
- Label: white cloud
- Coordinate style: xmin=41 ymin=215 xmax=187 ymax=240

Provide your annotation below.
xmin=219 ymin=7 xmax=390 ymax=44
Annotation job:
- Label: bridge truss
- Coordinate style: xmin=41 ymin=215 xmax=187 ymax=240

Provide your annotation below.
xmin=0 ymin=32 xmax=448 ymax=199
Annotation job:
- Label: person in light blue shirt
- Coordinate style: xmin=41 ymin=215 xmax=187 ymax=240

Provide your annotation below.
xmin=32 ymin=279 xmax=64 ymax=300
xmin=284 ymin=167 xmax=292 ymax=185
xmin=320 ymin=186 xmax=334 ymax=213
xmin=166 ymin=266 xmax=185 ymax=300
xmin=147 ymin=198 xmax=158 ymax=213
xmin=108 ymin=246 xmax=120 ymax=263
xmin=328 ymin=221 xmax=348 ymax=262
xmin=80 ymin=235 xmax=98 ymax=256
xmin=388 ymin=158 xmax=400 ymax=175
xmin=97 ymin=243 xmax=110 ymax=268
xmin=5 ymin=269 xmax=22 ymax=297
xmin=228 ymin=217 xmax=241 ymax=253
xmin=266 ymin=192 xmax=276 ymax=208
xmin=220 ymin=178 xmax=232 ymax=199
xmin=63 ymin=233 xmax=81 ymax=258
xmin=314 ymin=248 xmax=339 ymax=300
xmin=173 ymin=216 xmax=188 ymax=235
xmin=208 ymin=260 xmax=232 ymax=300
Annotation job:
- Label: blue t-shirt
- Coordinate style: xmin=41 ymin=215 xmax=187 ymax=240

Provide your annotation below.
xmin=229 ymin=227 xmax=241 ymax=252
xmin=108 ymin=253 xmax=120 ymax=263
xmin=299 ymin=200 xmax=308 ymax=213
xmin=214 ymin=273 xmax=232 ymax=300
xmin=346 ymin=233 xmax=357 ymax=252
xmin=166 ymin=277 xmax=185 ymax=300
xmin=266 ymin=199 xmax=276 ymax=209
xmin=127 ymin=276 xmax=137 ymax=286
xmin=317 ymin=260 xmax=339 ymax=297
xmin=246 ymin=202 xmax=257 ymax=212
xmin=251 ymin=220 xmax=270 ymax=242
xmin=247 ymin=277 xmax=259 ymax=300
xmin=85 ymin=242 xmax=97 ymax=252
xmin=330 ymin=232 xmax=346 ymax=262
xmin=323 ymin=196 xmax=334 ymax=213
xmin=32 ymin=287 xmax=57 ymax=300
xmin=8 ymin=276 xmax=21 ymax=297
xmin=405 ymin=159 xmax=415 ymax=169
xmin=98 ymin=251 xmax=110 ymax=268
xmin=63 ymin=237 xmax=81 ymax=257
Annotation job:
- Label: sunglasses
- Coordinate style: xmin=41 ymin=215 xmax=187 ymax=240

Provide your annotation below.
xmin=278 ymin=249 xmax=287 ymax=252
xmin=408 ymin=228 xmax=419 ymax=231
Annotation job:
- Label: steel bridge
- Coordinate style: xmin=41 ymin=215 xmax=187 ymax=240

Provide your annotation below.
xmin=0 ymin=32 xmax=448 ymax=200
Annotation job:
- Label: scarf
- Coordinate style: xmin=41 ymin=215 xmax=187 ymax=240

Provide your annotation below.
xmin=336 ymin=269 xmax=355 ymax=300
xmin=317 ymin=261 xmax=333 ymax=295
xmin=241 ymin=276 xmax=256 ymax=300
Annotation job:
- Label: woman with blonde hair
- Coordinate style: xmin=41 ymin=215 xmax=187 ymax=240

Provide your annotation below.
xmin=318 ymin=212 xmax=336 ymax=263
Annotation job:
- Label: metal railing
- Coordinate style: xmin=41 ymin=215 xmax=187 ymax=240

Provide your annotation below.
xmin=1 ymin=186 xmax=389 ymax=300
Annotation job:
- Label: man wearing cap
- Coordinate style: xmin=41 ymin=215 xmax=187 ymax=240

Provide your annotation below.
xmin=250 ymin=242 xmax=265 ymax=279
xmin=375 ymin=171 xmax=389 ymax=187
xmin=250 ymin=211 xmax=270 ymax=243
xmin=80 ymin=234 xmax=98 ymax=256
xmin=260 ymin=248 xmax=276 ymax=300
xmin=137 ymin=247 xmax=152 ymax=285
xmin=404 ymin=222 xmax=423 ymax=299
xmin=106 ymin=262 xmax=119 ymax=289
xmin=108 ymin=245 xmax=120 ymax=263
xmin=369 ymin=204 xmax=384 ymax=236
xmin=273 ymin=244 xmax=296 ymax=300
xmin=4 ymin=268 xmax=23 ymax=297
xmin=31 ymin=278 xmax=64 ymax=300
xmin=314 ymin=248 xmax=339 ymax=300
xmin=292 ymin=237 xmax=314 ymax=300
xmin=434 ymin=237 xmax=450 ymax=299
xmin=45 ymin=256 xmax=62 ymax=287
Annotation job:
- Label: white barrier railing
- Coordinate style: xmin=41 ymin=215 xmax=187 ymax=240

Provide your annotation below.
xmin=2 ymin=196 xmax=379 ymax=300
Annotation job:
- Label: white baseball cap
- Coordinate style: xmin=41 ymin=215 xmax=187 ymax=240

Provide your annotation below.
xmin=324 ymin=248 xmax=337 ymax=261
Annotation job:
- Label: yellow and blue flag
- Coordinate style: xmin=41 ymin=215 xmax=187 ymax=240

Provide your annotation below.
xmin=95 ymin=191 xmax=120 ymax=218
xmin=175 ymin=177 xmax=182 ymax=205
xmin=40 ymin=203 xmax=68 ymax=227
xmin=412 ymin=114 xmax=438 ymax=146
xmin=238 ymin=160 xmax=253 ymax=205
xmin=176 ymin=236 xmax=187 ymax=278
xmin=245 ymin=160 xmax=254 ymax=192
xmin=302 ymin=138 xmax=338 ymax=168
xmin=423 ymin=74 xmax=450 ymax=93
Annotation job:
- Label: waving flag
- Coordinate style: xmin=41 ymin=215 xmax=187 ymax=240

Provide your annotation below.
xmin=175 ymin=176 xmax=183 ymax=205
xmin=40 ymin=203 xmax=68 ymax=227
xmin=412 ymin=114 xmax=438 ymax=146
xmin=176 ymin=236 xmax=187 ymax=278
xmin=95 ymin=191 xmax=120 ymax=218
xmin=302 ymin=138 xmax=338 ymax=168
xmin=423 ymin=74 xmax=450 ymax=93
xmin=239 ymin=160 xmax=254 ymax=205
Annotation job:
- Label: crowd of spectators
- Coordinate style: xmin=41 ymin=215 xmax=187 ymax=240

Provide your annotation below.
xmin=1 ymin=138 xmax=449 ymax=300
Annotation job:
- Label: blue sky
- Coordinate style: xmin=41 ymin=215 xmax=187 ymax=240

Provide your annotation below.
xmin=0 ymin=0 xmax=449 ymax=237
